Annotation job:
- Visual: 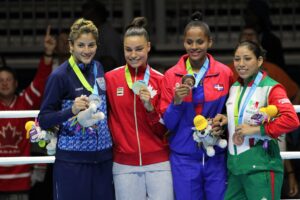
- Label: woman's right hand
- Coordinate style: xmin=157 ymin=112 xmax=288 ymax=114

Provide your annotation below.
xmin=174 ymin=84 xmax=191 ymax=105
xmin=212 ymin=114 xmax=228 ymax=135
xmin=71 ymin=95 xmax=89 ymax=115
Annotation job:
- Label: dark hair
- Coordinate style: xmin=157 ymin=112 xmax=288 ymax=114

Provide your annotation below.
xmin=0 ymin=55 xmax=6 ymax=68
xmin=234 ymin=40 xmax=266 ymax=59
xmin=81 ymin=1 xmax=109 ymax=24
xmin=124 ymin=17 xmax=149 ymax=42
xmin=244 ymin=0 xmax=272 ymax=31
xmin=0 ymin=66 xmax=18 ymax=80
xmin=184 ymin=11 xmax=211 ymax=39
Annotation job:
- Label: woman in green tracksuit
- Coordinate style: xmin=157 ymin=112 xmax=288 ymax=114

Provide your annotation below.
xmin=214 ymin=40 xmax=299 ymax=200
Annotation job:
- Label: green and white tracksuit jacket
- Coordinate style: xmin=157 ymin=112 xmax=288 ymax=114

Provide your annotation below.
xmin=226 ymin=71 xmax=299 ymax=175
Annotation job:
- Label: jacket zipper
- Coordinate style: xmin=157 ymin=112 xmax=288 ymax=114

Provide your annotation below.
xmin=133 ymin=68 xmax=143 ymax=165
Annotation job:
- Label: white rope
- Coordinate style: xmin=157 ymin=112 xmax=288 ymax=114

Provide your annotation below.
xmin=0 ymin=156 xmax=55 ymax=165
xmin=0 ymin=152 xmax=298 ymax=165
xmin=1 ymin=106 xmax=299 ymax=119
xmin=280 ymin=151 xmax=300 ymax=160
xmin=0 ymin=110 xmax=39 ymax=118
xmin=295 ymin=105 xmax=300 ymax=113
xmin=0 ymin=106 xmax=298 ymax=165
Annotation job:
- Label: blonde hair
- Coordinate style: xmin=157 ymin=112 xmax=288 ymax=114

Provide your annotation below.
xmin=69 ymin=18 xmax=98 ymax=43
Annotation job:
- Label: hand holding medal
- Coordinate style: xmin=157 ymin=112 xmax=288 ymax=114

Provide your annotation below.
xmin=232 ymin=125 xmax=245 ymax=145
xmin=132 ymin=80 xmax=148 ymax=95
xmin=132 ymin=80 xmax=154 ymax=111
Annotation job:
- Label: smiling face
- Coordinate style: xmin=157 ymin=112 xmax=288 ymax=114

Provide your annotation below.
xmin=233 ymin=45 xmax=263 ymax=81
xmin=124 ymin=35 xmax=150 ymax=69
xmin=0 ymin=71 xmax=17 ymax=100
xmin=184 ymin=27 xmax=212 ymax=65
xmin=69 ymin=32 xmax=97 ymax=65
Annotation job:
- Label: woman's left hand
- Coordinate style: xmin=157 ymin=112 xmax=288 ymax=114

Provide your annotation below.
xmin=139 ymin=87 xmax=154 ymax=112
xmin=235 ymin=124 xmax=260 ymax=136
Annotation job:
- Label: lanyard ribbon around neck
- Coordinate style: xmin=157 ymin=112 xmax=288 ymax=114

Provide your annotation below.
xmin=186 ymin=57 xmax=209 ymax=87
xmin=125 ymin=64 xmax=150 ymax=89
xmin=234 ymin=71 xmax=263 ymax=125
xmin=68 ymin=55 xmax=99 ymax=95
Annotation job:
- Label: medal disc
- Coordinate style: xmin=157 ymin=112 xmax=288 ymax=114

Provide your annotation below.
xmin=132 ymin=80 xmax=147 ymax=95
xmin=232 ymin=133 xmax=244 ymax=146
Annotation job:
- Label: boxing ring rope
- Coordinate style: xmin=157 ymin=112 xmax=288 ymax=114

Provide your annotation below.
xmin=0 ymin=106 xmax=300 ymax=165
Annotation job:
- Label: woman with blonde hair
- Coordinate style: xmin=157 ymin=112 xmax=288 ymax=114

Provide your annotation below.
xmin=38 ymin=18 xmax=114 ymax=200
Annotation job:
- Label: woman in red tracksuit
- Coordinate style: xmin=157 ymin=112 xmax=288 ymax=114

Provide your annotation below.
xmin=105 ymin=17 xmax=174 ymax=200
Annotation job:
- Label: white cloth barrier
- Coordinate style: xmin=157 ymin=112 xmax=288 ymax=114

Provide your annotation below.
xmin=0 ymin=106 xmax=299 ymax=118
xmin=0 ymin=110 xmax=39 ymax=118
xmin=0 ymin=152 xmax=299 ymax=165
xmin=0 ymin=106 xmax=299 ymax=165
xmin=0 ymin=156 xmax=55 ymax=165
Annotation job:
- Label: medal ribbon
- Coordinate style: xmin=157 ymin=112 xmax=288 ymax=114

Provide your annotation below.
xmin=125 ymin=64 xmax=150 ymax=89
xmin=68 ymin=55 xmax=98 ymax=95
xmin=233 ymin=71 xmax=263 ymax=153
xmin=186 ymin=57 xmax=209 ymax=87
xmin=234 ymin=71 xmax=263 ymax=125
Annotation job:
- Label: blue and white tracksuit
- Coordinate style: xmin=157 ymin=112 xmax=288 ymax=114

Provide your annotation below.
xmin=38 ymin=60 xmax=114 ymax=200
xmin=160 ymin=54 xmax=233 ymax=200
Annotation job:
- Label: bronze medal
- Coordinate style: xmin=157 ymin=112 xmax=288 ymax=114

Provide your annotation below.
xmin=232 ymin=132 xmax=244 ymax=146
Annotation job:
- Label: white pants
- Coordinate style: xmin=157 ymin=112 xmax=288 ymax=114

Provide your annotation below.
xmin=113 ymin=161 xmax=174 ymax=200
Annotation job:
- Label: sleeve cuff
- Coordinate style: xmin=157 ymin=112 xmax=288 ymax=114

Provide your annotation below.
xmin=170 ymin=101 xmax=184 ymax=111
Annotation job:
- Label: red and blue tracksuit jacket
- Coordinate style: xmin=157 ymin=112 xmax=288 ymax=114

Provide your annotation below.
xmin=160 ymin=54 xmax=233 ymax=200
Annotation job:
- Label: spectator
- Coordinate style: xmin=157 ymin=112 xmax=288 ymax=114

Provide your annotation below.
xmin=0 ymin=25 xmax=55 ymax=200
xmin=52 ymin=30 xmax=70 ymax=70
xmin=0 ymin=55 xmax=6 ymax=68
xmin=82 ymin=0 xmax=125 ymax=71
xmin=244 ymin=0 xmax=286 ymax=69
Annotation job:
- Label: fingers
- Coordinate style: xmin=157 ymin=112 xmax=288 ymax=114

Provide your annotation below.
xmin=139 ymin=87 xmax=150 ymax=102
xmin=44 ymin=25 xmax=58 ymax=54
xmin=46 ymin=25 xmax=51 ymax=37
xmin=289 ymin=186 xmax=298 ymax=197
xmin=72 ymin=96 xmax=89 ymax=115
xmin=211 ymin=128 xmax=224 ymax=136
xmin=175 ymin=84 xmax=191 ymax=98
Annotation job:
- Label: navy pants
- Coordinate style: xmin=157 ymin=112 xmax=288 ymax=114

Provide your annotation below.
xmin=53 ymin=159 xmax=114 ymax=200
xmin=171 ymin=152 xmax=227 ymax=200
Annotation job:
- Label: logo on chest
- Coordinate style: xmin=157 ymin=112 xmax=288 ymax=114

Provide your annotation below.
xmin=96 ymin=77 xmax=106 ymax=91
xmin=245 ymin=100 xmax=260 ymax=115
xmin=214 ymin=84 xmax=224 ymax=91
xmin=116 ymin=87 xmax=124 ymax=96
xmin=0 ymin=123 xmax=22 ymax=150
